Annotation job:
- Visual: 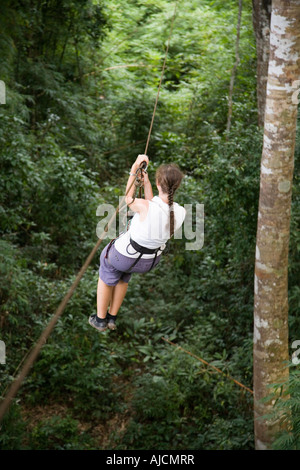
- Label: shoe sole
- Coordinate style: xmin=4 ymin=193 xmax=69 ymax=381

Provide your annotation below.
xmin=107 ymin=323 xmax=117 ymax=331
xmin=88 ymin=317 xmax=107 ymax=332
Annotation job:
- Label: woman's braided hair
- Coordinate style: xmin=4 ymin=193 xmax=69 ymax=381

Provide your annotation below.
xmin=155 ymin=163 xmax=184 ymax=238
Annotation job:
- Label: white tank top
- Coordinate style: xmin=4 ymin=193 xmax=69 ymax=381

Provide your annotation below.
xmin=114 ymin=196 xmax=186 ymax=258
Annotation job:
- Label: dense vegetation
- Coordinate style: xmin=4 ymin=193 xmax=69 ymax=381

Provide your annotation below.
xmin=0 ymin=0 xmax=299 ymax=450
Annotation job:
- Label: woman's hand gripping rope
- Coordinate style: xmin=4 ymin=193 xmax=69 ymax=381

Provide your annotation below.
xmin=127 ymin=154 xmax=149 ymax=205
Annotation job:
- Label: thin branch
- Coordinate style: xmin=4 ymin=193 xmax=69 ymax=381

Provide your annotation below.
xmin=162 ymin=337 xmax=253 ymax=394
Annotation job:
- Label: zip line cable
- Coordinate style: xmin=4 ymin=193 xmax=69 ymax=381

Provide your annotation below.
xmin=0 ymin=1 xmax=179 ymax=424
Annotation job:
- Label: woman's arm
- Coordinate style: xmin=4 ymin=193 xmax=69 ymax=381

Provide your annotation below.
xmin=125 ymin=154 xmax=149 ymax=215
xmin=143 ymin=172 xmax=154 ymax=200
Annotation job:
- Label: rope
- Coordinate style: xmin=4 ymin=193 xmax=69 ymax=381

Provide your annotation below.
xmin=0 ymin=1 xmax=179 ymax=424
xmin=144 ymin=2 xmax=178 ymax=156
xmin=138 ymin=0 xmax=178 ymax=200
xmin=162 ymin=337 xmax=253 ymax=395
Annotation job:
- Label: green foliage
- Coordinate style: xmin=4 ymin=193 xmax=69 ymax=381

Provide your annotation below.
xmin=0 ymin=0 xmax=299 ymax=451
xmin=253 ymin=366 xmax=300 ymax=451
xmin=111 ymin=341 xmax=253 ymax=450
xmin=28 ymin=415 xmax=95 ymax=450
xmin=0 ymin=404 xmax=27 ymax=450
xmin=270 ymin=366 xmax=300 ymax=450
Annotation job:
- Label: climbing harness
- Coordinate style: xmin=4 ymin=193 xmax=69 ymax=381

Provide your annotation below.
xmin=104 ymin=235 xmax=162 ymax=275
xmin=125 ymin=238 xmax=161 ymax=272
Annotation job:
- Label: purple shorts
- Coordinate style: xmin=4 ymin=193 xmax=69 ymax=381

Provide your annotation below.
xmin=99 ymin=242 xmax=161 ymax=286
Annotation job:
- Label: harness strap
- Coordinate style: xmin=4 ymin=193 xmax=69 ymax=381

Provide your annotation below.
xmin=123 ymin=238 xmax=162 ymax=274
xmin=123 ymin=251 xmax=144 ymax=273
xmin=105 ymin=238 xmax=116 ymax=259
xmin=130 ymin=237 xmax=159 ymax=255
xmin=148 ymin=250 xmax=158 ymax=272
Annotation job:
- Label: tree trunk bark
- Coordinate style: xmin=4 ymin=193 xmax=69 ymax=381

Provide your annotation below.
xmin=253 ymin=0 xmax=300 ymax=450
xmin=252 ymin=0 xmax=272 ymax=126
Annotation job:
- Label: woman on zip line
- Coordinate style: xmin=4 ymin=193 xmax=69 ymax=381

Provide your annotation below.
xmin=89 ymin=154 xmax=186 ymax=332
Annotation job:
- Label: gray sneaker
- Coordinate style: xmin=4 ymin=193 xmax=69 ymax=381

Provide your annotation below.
xmin=107 ymin=313 xmax=117 ymax=330
xmin=89 ymin=314 xmax=107 ymax=332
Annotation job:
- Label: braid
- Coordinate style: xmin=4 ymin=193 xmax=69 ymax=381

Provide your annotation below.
xmin=155 ymin=163 xmax=184 ymax=239
xmin=168 ymin=185 xmax=175 ymax=238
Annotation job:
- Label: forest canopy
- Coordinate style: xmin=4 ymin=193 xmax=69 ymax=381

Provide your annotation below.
xmin=0 ymin=0 xmax=299 ymax=451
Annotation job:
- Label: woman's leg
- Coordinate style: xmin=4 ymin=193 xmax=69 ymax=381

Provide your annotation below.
xmin=109 ymin=279 xmax=128 ymax=316
xmin=97 ymin=278 xmax=113 ymax=319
